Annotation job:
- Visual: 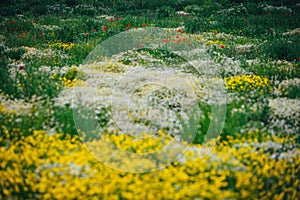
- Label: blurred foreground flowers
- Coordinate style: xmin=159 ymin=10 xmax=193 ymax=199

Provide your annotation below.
xmin=0 ymin=129 xmax=299 ymax=199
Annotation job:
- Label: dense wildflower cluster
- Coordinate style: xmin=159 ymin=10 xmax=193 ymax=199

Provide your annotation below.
xmin=105 ymin=130 xmax=172 ymax=153
xmin=0 ymin=130 xmax=299 ymax=199
xmin=274 ymin=78 xmax=300 ymax=98
xmin=225 ymin=74 xmax=270 ymax=93
xmin=269 ymin=98 xmax=300 ymax=134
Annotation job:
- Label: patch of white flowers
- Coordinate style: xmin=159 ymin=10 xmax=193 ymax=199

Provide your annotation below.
xmin=258 ymin=2 xmax=292 ymax=13
xmin=269 ymin=98 xmax=300 ymax=134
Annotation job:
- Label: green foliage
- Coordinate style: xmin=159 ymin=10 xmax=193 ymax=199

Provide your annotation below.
xmin=282 ymin=85 xmax=300 ymax=99
xmin=1 ymin=61 xmax=63 ymax=101
xmin=0 ymin=100 xmax=78 ymax=141
xmin=5 ymin=48 xmax=26 ymax=60
xmin=52 ymin=104 xmax=78 ymax=138
xmin=64 ymin=67 xmax=78 ymax=81
xmin=69 ymin=42 xmax=96 ymax=65
xmin=194 ymin=103 xmax=211 ymax=144
xmin=184 ymin=96 xmax=270 ymax=144
xmin=96 ymin=106 xmax=111 ymax=128
xmin=222 ymin=97 xmax=270 ymax=140
xmin=246 ymin=61 xmax=300 ymax=83
xmin=261 ymin=35 xmax=300 ymax=61
xmin=73 ymin=5 xmax=97 ymax=16
xmin=156 ymin=6 xmax=175 ymax=18
xmin=30 ymin=4 xmax=48 ymax=15
xmin=185 ymin=3 xmax=300 ymax=38
xmin=0 ymin=60 xmax=12 ymax=95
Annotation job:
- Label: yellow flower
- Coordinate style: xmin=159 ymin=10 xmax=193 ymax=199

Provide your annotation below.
xmin=224 ymin=74 xmax=270 ymax=93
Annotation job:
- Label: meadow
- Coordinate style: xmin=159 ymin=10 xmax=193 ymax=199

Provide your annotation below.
xmin=0 ymin=0 xmax=300 ymax=199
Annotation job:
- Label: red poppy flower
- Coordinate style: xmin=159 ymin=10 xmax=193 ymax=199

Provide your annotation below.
xmin=18 ymin=34 xmax=23 ymax=38
xmin=142 ymin=23 xmax=146 ymax=27
xmin=162 ymin=39 xmax=169 ymax=43
xmin=220 ymin=44 xmax=225 ymax=49
xmin=33 ymin=20 xmax=37 ymax=24
xmin=138 ymin=44 xmax=144 ymax=48
xmin=115 ymin=17 xmax=120 ymax=21
xmin=182 ymin=38 xmax=187 ymax=42
xmin=19 ymin=65 xmax=24 ymax=70
xmin=168 ymin=35 xmax=172 ymax=38
xmin=23 ymin=30 xmax=27 ymax=36
xmin=126 ymin=24 xmax=131 ymax=30
xmin=110 ymin=19 xmax=114 ymax=22
xmin=39 ymin=33 xmax=43 ymax=38
xmin=102 ymin=26 xmax=107 ymax=31
xmin=11 ymin=21 xmax=15 ymax=25
xmin=298 ymin=57 xmax=300 ymax=61
xmin=86 ymin=33 xmax=90 ymax=37
xmin=14 ymin=27 xmax=19 ymax=31
xmin=187 ymin=42 xmax=191 ymax=46
xmin=177 ymin=29 xmax=182 ymax=33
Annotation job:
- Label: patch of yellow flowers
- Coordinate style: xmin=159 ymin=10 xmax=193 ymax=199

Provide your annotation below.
xmin=206 ymin=40 xmax=222 ymax=46
xmin=62 ymin=77 xmax=88 ymax=87
xmin=0 ymin=128 xmax=299 ymax=199
xmin=225 ymin=74 xmax=270 ymax=93
xmin=106 ymin=129 xmax=172 ymax=153
xmin=49 ymin=42 xmax=75 ymax=51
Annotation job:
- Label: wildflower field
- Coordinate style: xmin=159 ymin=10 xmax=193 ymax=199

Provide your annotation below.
xmin=1 ymin=0 xmax=300 ymax=199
